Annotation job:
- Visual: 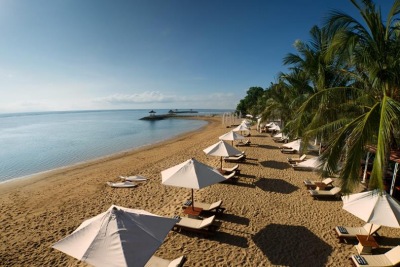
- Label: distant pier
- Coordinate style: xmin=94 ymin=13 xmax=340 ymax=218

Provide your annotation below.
xmin=140 ymin=109 xmax=198 ymax=120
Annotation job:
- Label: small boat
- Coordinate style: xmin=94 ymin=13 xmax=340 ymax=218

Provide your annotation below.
xmin=106 ymin=181 xmax=137 ymax=188
xmin=119 ymin=175 xmax=147 ymax=182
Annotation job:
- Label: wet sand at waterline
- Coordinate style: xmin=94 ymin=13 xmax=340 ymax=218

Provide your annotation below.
xmin=1 ymin=116 xmax=399 ymax=267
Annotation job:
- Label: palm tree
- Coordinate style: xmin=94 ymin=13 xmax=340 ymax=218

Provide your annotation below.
xmin=298 ymin=0 xmax=400 ymax=193
xmin=280 ymin=25 xmax=350 ymax=144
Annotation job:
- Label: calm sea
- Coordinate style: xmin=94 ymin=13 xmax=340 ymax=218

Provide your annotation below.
xmin=0 ymin=109 xmax=230 ymax=183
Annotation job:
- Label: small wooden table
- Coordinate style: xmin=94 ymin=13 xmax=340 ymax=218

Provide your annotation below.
xmin=314 ymin=182 xmax=328 ymax=190
xmin=183 ymin=207 xmax=203 ymax=218
xmin=356 ymin=234 xmax=379 ymax=255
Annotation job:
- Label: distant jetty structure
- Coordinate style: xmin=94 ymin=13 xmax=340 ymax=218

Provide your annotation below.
xmin=168 ymin=109 xmax=198 ymax=114
xmin=140 ymin=109 xmax=198 ymax=120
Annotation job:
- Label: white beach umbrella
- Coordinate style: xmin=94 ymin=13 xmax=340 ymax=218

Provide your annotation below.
xmin=232 ymin=123 xmax=250 ymax=132
xmin=268 ymin=125 xmax=281 ymax=131
xmin=161 ymin=158 xmax=226 ymax=209
xmin=342 ymin=190 xmax=400 ymax=239
xmin=219 ymin=131 xmax=245 ymax=145
xmin=52 ymin=205 xmax=177 ymax=267
xmin=203 ymin=140 xmax=242 ymax=168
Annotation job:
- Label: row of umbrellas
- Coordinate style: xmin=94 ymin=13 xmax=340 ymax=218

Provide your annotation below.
xmin=52 ymin=124 xmax=251 ymax=266
xmin=54 ymin=121 xmax=400 ymax=266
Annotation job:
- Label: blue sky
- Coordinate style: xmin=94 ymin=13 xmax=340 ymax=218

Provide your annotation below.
xmin=0 ymin=0 xmax=393 ymax=113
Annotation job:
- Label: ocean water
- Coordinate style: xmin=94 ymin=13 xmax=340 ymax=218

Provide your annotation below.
xmin=0 ymin=109 xmax=229 ymax=183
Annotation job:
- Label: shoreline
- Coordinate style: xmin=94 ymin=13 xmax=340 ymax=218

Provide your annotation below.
xmin=0 ymin=116 xmax=211 ymax=194
xmin=2 ymin=115 xmax=400 ymax=266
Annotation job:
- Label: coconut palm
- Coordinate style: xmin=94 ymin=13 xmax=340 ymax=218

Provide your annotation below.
xmin=297 ymin=0 xmax=400 ymax=193
xmin=279 ymin=25 xmax=350 ymax=144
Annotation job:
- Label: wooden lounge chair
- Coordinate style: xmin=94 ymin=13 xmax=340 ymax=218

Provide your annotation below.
xmin=334 ymin=223 xmax=381 ymax=243
xmin=303 ymin=178 xmax=334 ymax=190
xmin=182 ymin=200 xmax=225 ymax=214
xmin=145 ymin=255 xmax=186 ymax=267
xmin=106 ymin=181 xmax=137 ymax=188
xmin=221 ymin=164 xmax=240 ymax=174
xmin=173 ymin=215 xmax=221 ymax=236
xmin=287 ymin=154 xmax=307 ymax=164
xmin=280 ymin=148 xmax=298 ymax=154
xmin=309 ymin=187 xmax=342 ymax=199
xmin=350 ymin=246 xmax=400 ymax=267
xmin=221 ymin=171 xmax=239 ymax=183
xmin=224 ymin=154 xmax=246 ymax=162
xmin=273 ymin=136 xmax=289 ymax=143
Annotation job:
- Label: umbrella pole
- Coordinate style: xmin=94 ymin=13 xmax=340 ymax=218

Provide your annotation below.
xmin=191 ymin=189 xmax=194 ymax=210
xmin=367 ymin=223 xmax=373 ymax=241
xmin=220 ymin=157 xmax=223 ymax=169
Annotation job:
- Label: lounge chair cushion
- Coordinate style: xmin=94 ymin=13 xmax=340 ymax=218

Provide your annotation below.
xmin=334 ymin=223 xmax=381 ymax=240
xmin=222 ymin=164 xmax=239 ymax=172
xmin=176 ymin=215 xmax=215 ymax=230
xmin=309 ymin=187 xmax=341 ymax=197
xmin=350 ymin=246 xmax=400 ymax=267
xmin=223 ymin=172 xmax=236 ymax=179
xmin=193 ymin=200 xmax=222 ymax=211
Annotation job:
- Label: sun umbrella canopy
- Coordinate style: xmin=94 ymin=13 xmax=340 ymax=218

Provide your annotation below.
xmin=232 ymin=123 xmax=250 ymax=132
xmin=342 ymin=190 xmax=400 ymax=228
xmin=52 ymin=205 xmax=177 ymax=267
xmin=203 ymin=140 xmax=242 ymax=157
xmin=161 ymin=158 xmax=226 ymax=189
xmin=203 ymin=140 xmax=242 ymax=168
xmin=219 ymin=131 xmax=245 ymax=141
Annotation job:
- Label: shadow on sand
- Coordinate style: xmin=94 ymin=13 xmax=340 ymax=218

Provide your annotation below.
xmin=253 ymin=224 xmax=332 ymax=267
xmin=373 ymin=235 xmax=400 ymax=247
xmin=228 ymin=180 xmax=256 ymax=188
xmin=257 ymin=144 xmax=280 ymax=150
xmin=259 ymin=160 xmax=290 ymax=170
xmin=255 ymin=178 xmax=298 ymax=194
xmin=215 ymin=231 xmax=249 ymax=248
xmin=218 ymin=212 xmax=250 ymax=226
xmin=175 ymin=229 xmax=249 ymax=248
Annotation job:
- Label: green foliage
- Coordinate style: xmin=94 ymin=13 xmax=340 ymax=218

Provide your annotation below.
xmin=235 ymin=87 xmax=265 ymax=116
xmin=235 ymin=0 xmax=400 ymax=194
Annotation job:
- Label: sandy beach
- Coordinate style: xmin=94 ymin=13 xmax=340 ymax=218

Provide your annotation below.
xmin=1 ymin=116 xmax=399 ymax=267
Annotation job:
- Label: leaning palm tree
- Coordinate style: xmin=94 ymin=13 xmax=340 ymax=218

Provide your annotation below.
xmin=297 ymin=0 xmax=400 ymax=193
xmin=281 ymin=25 xmax=350 ymax=145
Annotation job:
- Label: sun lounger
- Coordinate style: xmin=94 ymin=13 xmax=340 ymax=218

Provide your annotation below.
xmin=303 ymin=178 xmax=334 ymax=190
xmin=224 ymin=154 xmax=246 ymax=162
xmin=221 ymin=164 xmax=240 ymax=173
xmin=106 ymin=181 xmax=137 ymax=188
xmin=221 ymin=171 xmax=239 ymax=183
xmin=273 ymin=136 xmax=289 ymax=143
xmin=334 ymin=223 xmax=381 ymax=243
xmin=236 ymin=140 xmax=251 ymax=146
xmin=280 ymin=148 xmax=298 ymax=154
xmin=350 ymin=246 xmax=400 ymax=267
xmin=119 ymin=175 xmax=147 ymax=182
xmin=145 ymin=255 xmax=186 ymax=267
xmin=287 ymin=154 xmax=307 ymax=164
xmin=309 ymin=187 xmax=341 ymax=199
xmin=183 ymin=200 xmax=225 ymax=214
xmin=173 ymin=215 xmax=221 ymax=236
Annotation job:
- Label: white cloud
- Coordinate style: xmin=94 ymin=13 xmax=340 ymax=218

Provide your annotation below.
xmin=93 ymin=91 xmax=238 ymax=110
xmin=95 ymin=91 xmax=180 ymax=104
